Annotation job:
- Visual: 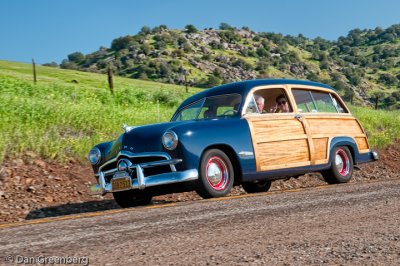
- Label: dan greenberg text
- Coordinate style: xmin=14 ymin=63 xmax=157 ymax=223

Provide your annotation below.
xmin=4 ymin=255 xmax=89 ymax=265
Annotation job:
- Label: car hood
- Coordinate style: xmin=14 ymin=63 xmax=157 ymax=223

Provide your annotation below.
xmin=122 ymin=121 xmax=190 ymax=153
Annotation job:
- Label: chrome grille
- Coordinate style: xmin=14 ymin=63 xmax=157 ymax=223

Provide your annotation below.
xmin=97 ymin=151 xmax=177 ymax=180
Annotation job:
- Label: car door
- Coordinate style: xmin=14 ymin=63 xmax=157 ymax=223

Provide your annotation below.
xmin=244 ymin=86 xmax=314 ymax=172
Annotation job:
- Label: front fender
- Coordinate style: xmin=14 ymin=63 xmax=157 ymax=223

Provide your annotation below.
xmin=91 ymin=140 xmax=116 ymax=174
xmin=169 ymin=118 xmax=256 ymax=175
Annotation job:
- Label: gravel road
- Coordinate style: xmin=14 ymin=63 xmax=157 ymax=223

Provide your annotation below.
xmin=0 ymin=179 xmax=399 ymax=265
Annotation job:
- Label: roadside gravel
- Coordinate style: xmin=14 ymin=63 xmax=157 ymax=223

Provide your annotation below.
xmin=0 ymin=141 xmax=398 ymax=223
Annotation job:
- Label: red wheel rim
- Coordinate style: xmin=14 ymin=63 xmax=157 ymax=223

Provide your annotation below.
xmin=335 ymin=148 xmax=350 ymax=176
xmin=206 ymin=156 xmax=229 ymax=191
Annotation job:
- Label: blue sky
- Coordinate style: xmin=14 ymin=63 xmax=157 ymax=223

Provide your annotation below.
xmin=0 ymin=0 xmax=399 ymax=64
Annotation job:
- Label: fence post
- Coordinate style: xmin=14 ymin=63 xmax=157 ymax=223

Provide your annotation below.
xmin=179 ymin=66 xmax=188 ymax=93
xmin=184 ymin=70 xmax=188 ymax=93
xmin=107 ymin=65 xmax=114 ymax=94
xmin=32 ymin=58 xmax=37 ymax=84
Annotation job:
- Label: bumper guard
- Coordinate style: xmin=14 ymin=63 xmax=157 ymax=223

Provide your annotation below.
xmin=90 ymin=153 xmax=198 ymax=195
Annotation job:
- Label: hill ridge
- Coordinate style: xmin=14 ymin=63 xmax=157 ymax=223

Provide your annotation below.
xmin=54 ymin=23 xmax=400 ymax=109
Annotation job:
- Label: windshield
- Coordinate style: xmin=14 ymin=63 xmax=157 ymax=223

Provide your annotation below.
xmin=172 ymin=94 xmax=242 ymax=121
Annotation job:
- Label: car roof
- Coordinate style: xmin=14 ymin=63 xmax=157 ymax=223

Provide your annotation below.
xmin=178 ymin=79 xmax=335 ymax=109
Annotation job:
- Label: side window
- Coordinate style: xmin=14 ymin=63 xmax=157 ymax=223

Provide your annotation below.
xmin=245 ymin=95 xmax=259 ymax=114
xmin=330 ymin=94 xmax=346 ymax=113
xmin=311 ymin=91 xmax=338 ymax=113
xmin=202 ymin=94 xmax=241 ymax=118
xmin=216 ymin=106 xmax=235 ymax=116
xmin=292 ymin=89 xmax=348 ymax=113
xmin=245 ymin=88 xmax=293 ymax=114
xmin=174 ymin=100 xmax=204 ymax=121
xmin=194 ymin=94 xmax=242 ymax=120
xmin=292 ymin=89 xmax=317 ymax=113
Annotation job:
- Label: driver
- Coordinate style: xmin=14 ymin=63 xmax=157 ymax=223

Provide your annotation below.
xmin=203 ymin=106 xmax=216 ymax=118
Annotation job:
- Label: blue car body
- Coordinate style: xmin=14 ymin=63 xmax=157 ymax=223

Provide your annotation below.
xmin=89 ymin=79 xmax=377 ymax=196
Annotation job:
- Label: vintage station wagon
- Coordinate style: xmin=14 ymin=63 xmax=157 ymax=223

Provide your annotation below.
xmin=88 ymin=79 xmax=378 ymax=207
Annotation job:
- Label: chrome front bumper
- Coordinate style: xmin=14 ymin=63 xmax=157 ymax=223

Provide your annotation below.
xmin=90 ymin=151 xmax=198 ymax=195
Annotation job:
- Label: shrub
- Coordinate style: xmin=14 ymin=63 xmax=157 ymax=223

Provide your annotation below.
xmin=152 ymin=90 xmax=181 ymax=106
xmin=219 ymin=22 xmax=235 ymax=30
xmin=379 ymin=73 xmax=398 ymax=86
xmin=256 ymin=47 xmax=269 ymax=58
xmin=185 ymin=24 xmax=198 ymax=33
xmin=138 ymin=26 xmax=151 ymax=35
xmin=111 ymin=36 xmax=135 ymax=51
xmin=67 ymin=52 xmax=85 ymax=63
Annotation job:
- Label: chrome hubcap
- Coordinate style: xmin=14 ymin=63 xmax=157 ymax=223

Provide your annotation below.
xmin=206 ymin=156 xmax=229 ymax=191
xmin=335 ymin=149 xmax=350 ymax=176
xmin=335 ymin=154 xmax=343 ymax=171
xmin=207 ymin=163 xmax=222 ymax=185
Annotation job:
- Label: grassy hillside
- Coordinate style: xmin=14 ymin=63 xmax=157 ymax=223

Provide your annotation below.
xmin=58 ymin=24 xmax=400 ymax=109
xmin=0 ymin=60 xmax=200 ymax=162
xmin=0 ymin=60 xmax=399 ymax=163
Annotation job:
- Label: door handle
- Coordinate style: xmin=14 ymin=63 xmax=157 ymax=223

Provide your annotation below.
xmin=295 ymin=114 xmax=302 ymax=120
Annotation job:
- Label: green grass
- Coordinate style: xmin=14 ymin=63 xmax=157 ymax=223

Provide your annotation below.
xmin=0 ymin=60 xmax=201 ymax=162
xmin=0 ymin=60 xmax=399 ymax=163
xmin=350 ymin=105 xmax=400 ymax=148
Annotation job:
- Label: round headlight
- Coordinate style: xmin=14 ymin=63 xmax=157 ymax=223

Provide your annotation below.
xmin=89 ymin=147 xmax=101 ymax=165
xmin=162 ymin=130 xmax=178 ymax=150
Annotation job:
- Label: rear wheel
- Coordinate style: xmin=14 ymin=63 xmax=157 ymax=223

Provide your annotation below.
xmin=321 ymin=146 xmax=354 ymax=184
xmin=113 ymin=189 xmax=152 ymax=208
xmin=242 ymin=180 xmax=272 ymax=193
xmin=196 ymin=149 xmax=234 ymax=199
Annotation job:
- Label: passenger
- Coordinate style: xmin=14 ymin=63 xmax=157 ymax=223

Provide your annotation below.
xmin=254 ymin=95 xmax=266 ymax=113
xmin=270 ymin=94 xmax=290 ymax=113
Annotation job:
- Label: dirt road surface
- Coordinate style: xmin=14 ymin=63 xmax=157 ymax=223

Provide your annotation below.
xmin=0 ymin=179 xmax=399 ymax=265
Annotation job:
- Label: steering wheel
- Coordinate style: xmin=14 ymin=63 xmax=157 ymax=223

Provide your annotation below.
xmin=222 ymin=110 xmax=238 ymax=116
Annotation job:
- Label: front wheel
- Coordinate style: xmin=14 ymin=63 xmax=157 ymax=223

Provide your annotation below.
xmin=196 ymin=149 xmax=234 ymax=199
xmin=321 ymin=146 xmax=354 ymax=184
xmin=113 ymin=189 xmax=152 ymax=208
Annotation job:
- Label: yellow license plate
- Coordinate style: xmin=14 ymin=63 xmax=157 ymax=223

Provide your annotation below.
xmin=111 ymin=176 xmax=132 ymax=191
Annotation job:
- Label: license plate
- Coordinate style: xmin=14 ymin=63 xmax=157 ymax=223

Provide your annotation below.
xmin=111 ymin=173 xmax=132 ymax=192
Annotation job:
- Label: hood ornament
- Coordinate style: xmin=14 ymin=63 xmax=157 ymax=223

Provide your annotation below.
xmin=122 ymin=123 xmax=136 ymax=133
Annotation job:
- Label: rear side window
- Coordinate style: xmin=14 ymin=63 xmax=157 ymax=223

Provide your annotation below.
xmin=312 ymin=91 xmax=343 ymax=113
xmin=292 ymin=89 xmax=346 ymax=113
xmin=292 ymin=90 xmax=317 ymax=112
